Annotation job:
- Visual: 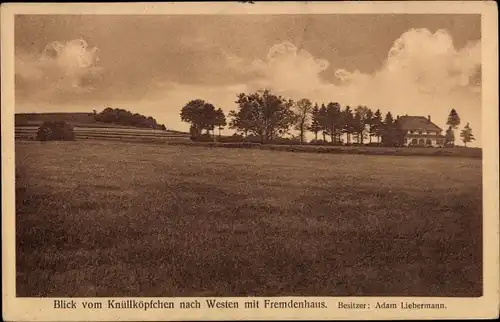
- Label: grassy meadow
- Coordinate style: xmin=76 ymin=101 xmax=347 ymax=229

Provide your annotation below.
xmin=15 ymin=140 xmax=482 ymax=297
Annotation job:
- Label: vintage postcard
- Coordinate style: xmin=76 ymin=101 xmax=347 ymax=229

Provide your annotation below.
xmin=2 ymin=1 xmax=499 ymax=321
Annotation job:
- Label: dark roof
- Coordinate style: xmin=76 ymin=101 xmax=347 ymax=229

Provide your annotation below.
xmin=396 ymin=116 xmax=442 ymax=131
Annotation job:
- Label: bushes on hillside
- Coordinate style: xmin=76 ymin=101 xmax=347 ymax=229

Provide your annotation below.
xmin=94 ymin=107 xmax=167 ymax=130
xmin=36 ymin=121 xmax=76 ymax=141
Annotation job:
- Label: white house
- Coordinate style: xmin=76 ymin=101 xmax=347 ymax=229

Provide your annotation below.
xmin=396 ymin=115 xmax=446 ymax=147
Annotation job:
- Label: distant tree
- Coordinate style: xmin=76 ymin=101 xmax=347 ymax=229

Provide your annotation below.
xmin=353 ymin=110 xmax=363 ymax=144
xmin=353 ymin=106 xmax=370 ymax=144
xmin=447 ymin=109 xmax=461 ymax=129
xmin=372 ymin=109 xmax=383 ymax=143
xmin=392 ymin=117 xmax=408 ymax=147
xmin=321 ymin=102 xmax=341 ymax=144
xmin=318 ymin=103 xmax=328 ymax=142
xmin=308 ymin=103 xmax=321 ymax=141
xmin=95 ymin=107 xmax=162 ymax=129
xmin=293 ymin=98 xmax=313 ymax=144
xmin=460 ymin=123 xmax=475 ymax=147
xmin=365 ymin=108 xmax=374 ymax=143
xmin=446 ymin=108 xmax=461 ymax=145
xmin=214 ymin=108 xmax=227 ymax=139
xmin=381 ymin=112 xmax=395 ymax=146
xmin=180 ymin=99 xmax=219 ymax=137
xmin=203 ymin=103 xmax=220 ymax=135
xmin=445 ymin=126 xmax=455 ymax=147
xmin=342 ymin=106 xmax=354 ymax=144
xmin=95 ymin=107 xmax=115 ymax=123
xmin=329 ymin=102 xmax=343 ymax=144
xmin=229 ymin=89 xmax=295 ymax=144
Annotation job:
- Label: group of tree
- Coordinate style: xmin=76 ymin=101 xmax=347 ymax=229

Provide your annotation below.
xmin=225 ymin=90 xmax=404 ymax=146
xmin=445 ymin=108 xmax=475 ymax=147
xmin=305 ymin=102 xmax=403 ymax=146
xmin=94 ymin=107 xmax=167 ymax=130
xmin=180 ymin=99 xmax=227 ymax=139
xmin=181 ymin=89 xmax=475 ymax=147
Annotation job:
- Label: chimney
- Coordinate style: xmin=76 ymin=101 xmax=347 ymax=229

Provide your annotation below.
xmin=428 ymin=115 xmax=431 ymax=122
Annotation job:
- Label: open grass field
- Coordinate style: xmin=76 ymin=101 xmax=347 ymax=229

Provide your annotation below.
xmin=15 ymin=141 xmax=482 ymax=297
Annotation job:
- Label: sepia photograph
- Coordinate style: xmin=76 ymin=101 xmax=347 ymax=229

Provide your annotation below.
xmin=2 ymin=1 xmax=499 ymax=321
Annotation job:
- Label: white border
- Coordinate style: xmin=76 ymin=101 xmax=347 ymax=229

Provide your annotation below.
xmin=2 ymin=2 xmax=499 ymax=321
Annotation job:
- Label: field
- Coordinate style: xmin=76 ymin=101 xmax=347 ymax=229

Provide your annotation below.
xmin=15 ymin=141 xmax=482 ymax=297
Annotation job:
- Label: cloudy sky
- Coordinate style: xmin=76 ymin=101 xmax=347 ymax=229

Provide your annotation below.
xmin=15 ymin=14 xmax=481 ymax=145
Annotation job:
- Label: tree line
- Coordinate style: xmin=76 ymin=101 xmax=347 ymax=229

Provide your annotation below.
xmin=94 ymin=107 xmax=167 ymax=130
xmin=180 ymin=89 xmax=475 ymax=147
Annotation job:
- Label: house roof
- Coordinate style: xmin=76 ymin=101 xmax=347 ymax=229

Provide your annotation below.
xmin=396 ymin=116 xmax=442 ymax=131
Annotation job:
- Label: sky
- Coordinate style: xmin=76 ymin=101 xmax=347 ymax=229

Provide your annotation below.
xmin=15 ymin=14 xmax=482 ymax=146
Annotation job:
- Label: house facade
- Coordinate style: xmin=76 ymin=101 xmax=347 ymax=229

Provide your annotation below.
xmin=396 ymin=115 xmax=446 ymax=147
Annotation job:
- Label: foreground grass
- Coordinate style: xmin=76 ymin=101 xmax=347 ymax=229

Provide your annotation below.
xmin=15 ymin=141 xmax=482 ymax=297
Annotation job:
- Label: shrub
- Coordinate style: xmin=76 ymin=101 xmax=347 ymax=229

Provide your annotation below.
xmin=36 ymin=121 xmax=75 ymax=141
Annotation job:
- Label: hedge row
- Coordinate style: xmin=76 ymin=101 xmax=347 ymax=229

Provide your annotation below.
xmin=167 ymin=141 xmax=482 ymax=158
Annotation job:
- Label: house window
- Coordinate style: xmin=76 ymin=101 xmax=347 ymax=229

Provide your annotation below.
xmin=411 ymin=138 xmax=418 ymax=145
xmin=418 ymin=130 xmax=422 ymax=134
xmin=418 ymin=139 xmax=425 ymax=145
xmin=426 ymin=139 xmax=432 ymax=145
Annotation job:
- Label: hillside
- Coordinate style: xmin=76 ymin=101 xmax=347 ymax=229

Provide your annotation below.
xmin=15 ymin=112 xmax=96 ymax=126
xmin=15 ymin=112 xmax=188 ymax=134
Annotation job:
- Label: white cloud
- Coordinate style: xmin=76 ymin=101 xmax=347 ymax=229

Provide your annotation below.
xmin=223 ymin=29 xmax=482 ymax=145
xmin=16 ymin=39 xmax=101 ymax=96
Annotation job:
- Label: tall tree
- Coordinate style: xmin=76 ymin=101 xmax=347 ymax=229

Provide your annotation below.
xmin=381 ymin=112 xmax=395 ymax=146
xmin=446 ymin=108 xmax=461 ymax=146
xmin=308 ymin=103 xmax=321 ymax=141
xmin=318 ymin=103 xmax=328 ymax=142
xmin=332 ymin=103 xmax=343 ymax=144
xmin=214 ymin=108 xmax=227 ymax=139
xmin=445 ymin=126 xmax=455 ymax=147
xmin=353 ymin=111 xmax=362 ymax=143
xmin=365 ymin=108 xmax=374 ymax=143
xmin=372 ymin=109 xmax=383 ymax=143
xmin=460 ymin=123 xmax=475 ymax=147
xmin=323 ymin=102 xmax=342 ymax=144
xmin=447 ymin=109 xmax=461 ymax=129
xmin=293 ymin=98 xmax=313 ymax=144
xmin=229 ymin=89 xmax=295 ymax=144
xmin=342 ymin=106 xmax=354 ymax=144
xmin=354 ymin=106 xmax=370 ymax=144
